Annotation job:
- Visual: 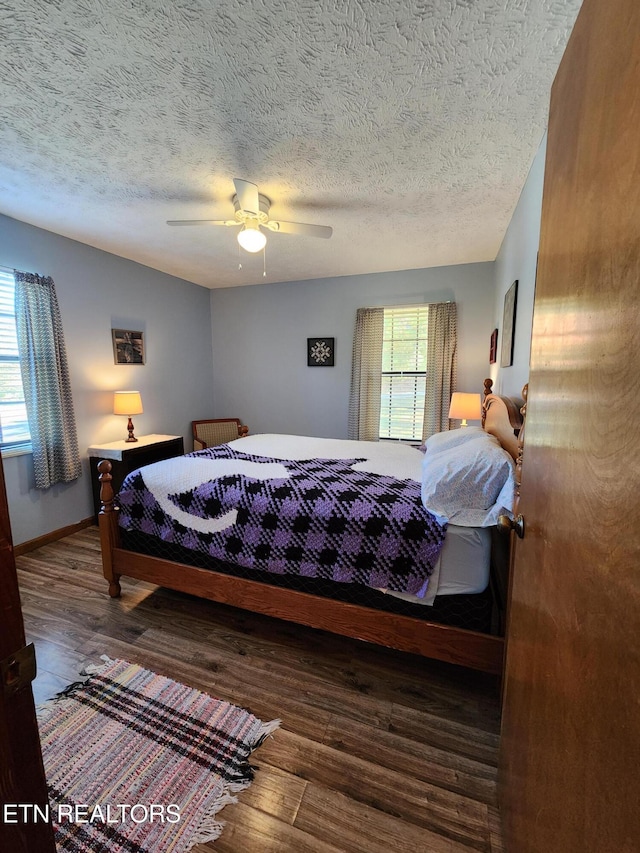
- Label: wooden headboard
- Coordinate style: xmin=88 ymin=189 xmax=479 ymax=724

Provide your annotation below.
xmin=482 ymin=378 xmax=524 ymax=461
xmin=480 ymin=379 xmax=527 ymax=629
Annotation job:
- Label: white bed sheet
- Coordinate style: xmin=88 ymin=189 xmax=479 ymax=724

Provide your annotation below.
xmin=382 ymin=524 xmax=491 ymax=606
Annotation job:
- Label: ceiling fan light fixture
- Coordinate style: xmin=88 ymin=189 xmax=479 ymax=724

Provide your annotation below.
xmin=237 ymin=222 xmax=266 ymax=253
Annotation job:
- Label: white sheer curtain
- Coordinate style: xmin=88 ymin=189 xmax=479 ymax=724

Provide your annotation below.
xmin=348 ymin=307 xmax=384 ymax=440
xmin=422 ymin=301 xmax=458 ymax=440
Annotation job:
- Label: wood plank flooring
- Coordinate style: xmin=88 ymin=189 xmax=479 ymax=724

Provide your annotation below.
xmin=16 ymin=527 xmax=505 ymax=852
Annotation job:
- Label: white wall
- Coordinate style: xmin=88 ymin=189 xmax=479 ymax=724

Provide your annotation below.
xmin=491 ymin=135 xmax=547 ymax=399
xmin=210 ymin=262 xmax=495 ymax=439
xmin=0 ymin=214 xmax=214 ymax=545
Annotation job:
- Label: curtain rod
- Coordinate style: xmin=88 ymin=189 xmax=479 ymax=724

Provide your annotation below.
xmin=0 ymin=263 xmax=29 ymax=274
xmin=360 ymin=300 xmax=453 ymax=310
xmin=0 ymin=263 xmax=46 ymax=276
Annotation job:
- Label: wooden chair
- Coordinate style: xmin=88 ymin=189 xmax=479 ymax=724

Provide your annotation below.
xmin=192 ymin=418 xmax=249 ymax=451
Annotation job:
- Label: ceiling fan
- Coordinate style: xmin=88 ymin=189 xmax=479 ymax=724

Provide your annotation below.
xmin=167 ymin=178 xmax=333 ymax=253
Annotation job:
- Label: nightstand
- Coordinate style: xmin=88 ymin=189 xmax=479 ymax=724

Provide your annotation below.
xmin=88 ymin=434 xmax=184 ymax=520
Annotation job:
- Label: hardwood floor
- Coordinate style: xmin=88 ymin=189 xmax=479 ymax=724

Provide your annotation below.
xmin=17 ymin=527 xmax=505 ymax=852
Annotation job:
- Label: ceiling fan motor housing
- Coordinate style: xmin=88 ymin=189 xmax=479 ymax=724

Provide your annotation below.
xmin=232 ymin=192 xmax=271 ymax=225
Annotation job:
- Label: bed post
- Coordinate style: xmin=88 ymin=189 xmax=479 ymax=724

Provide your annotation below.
xmin=97 ymin=460 xmax=122 ymax=598
xmin=482 ymin=378 xmax=493 ymax=427
xmin=513 ymin=383 xmax=527 ymax=516
xmin=497 ymin=383 xmax=527 ymax=533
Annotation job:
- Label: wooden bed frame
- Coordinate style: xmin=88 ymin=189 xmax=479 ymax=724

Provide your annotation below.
xmin=97 ymin=381 xmax=525 ymax=675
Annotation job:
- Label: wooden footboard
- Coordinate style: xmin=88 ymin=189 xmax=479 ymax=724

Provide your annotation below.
xmin=97 ymin=460 xmax=504 ymax=674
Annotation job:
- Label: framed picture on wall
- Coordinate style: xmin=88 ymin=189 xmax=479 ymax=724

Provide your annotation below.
xmin=489 ymin=328 xmax=498 ymax=364
xmin=112 ymin=329 xmax=145 ymax=365
xmin=500 ymin=281 xmax=518 ymax=368
xmin=307 ymin=337 xmax=335 ymax=366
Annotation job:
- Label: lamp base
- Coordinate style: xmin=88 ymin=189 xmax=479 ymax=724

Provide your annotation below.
xmin=125 ymin=417 xmax=138 ymax=442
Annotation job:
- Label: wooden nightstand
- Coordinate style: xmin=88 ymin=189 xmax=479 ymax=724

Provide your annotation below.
xmin=88 ymin=434 xmax=184 ymax=520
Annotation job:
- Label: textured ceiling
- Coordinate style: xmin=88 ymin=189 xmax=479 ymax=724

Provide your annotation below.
xmin=0 ymin=0 xmax=582 ymax=289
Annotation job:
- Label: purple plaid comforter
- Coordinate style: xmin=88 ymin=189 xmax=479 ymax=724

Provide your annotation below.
xmin=117 ymin=444 xmax=446 ymax=596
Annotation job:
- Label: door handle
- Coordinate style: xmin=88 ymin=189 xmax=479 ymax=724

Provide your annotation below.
xmin=497 ymin=513 xmax=525 ymax=539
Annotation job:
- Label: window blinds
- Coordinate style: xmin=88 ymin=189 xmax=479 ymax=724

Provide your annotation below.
xmin=380 ymin=306 xmax=429 ymax=441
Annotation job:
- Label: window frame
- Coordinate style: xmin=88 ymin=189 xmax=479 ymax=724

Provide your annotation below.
xmin=0 ymin=270 xmax=32 ymax=455
xmin=379 ymin=305 xmax=429 ymax=443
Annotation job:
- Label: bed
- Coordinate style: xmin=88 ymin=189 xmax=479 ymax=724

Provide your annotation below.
xmin=97 ymin=381 xmax=525 ymax=675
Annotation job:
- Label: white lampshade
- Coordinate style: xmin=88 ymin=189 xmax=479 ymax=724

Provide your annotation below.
xmin=448 ymin=392 xmax=482 ymax=426
xmin=237 ymin=222 xmax=267 ymax=253
xmin=113 ymin=391 xmax=143 ymax=415
xmin=114 ymin=391 xmax=143 ymax=442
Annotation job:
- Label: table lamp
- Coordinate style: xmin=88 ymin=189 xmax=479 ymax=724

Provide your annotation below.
xmin=448 ymin=392 xmax=482 ymax=427
xmin=113 ymin=391 xmax=143 ymax=442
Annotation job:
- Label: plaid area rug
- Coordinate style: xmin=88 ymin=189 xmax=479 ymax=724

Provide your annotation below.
xmin=37 ymin=657 xmax=280 ymax=852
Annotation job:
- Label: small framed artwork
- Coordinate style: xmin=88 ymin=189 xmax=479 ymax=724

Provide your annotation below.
xmin=489 ymin=328 xmax=498 ymax=364
xmin=307 ymin=337 xmax=335 ymax=367
xmin=112 ymin=329 xmax=145 ymax=365
xmin=500 ymin=281 xmax=518 ymax=368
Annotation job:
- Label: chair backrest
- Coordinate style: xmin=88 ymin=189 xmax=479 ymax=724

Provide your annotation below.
xmin=192 ymin=418 xmax=248 ymax=451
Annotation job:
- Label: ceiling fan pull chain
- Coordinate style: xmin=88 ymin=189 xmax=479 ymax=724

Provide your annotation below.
xmin=263 ymin=244 xmax=266 ymax=277
xmin=238 ymin=243 xmax=242 ymax=270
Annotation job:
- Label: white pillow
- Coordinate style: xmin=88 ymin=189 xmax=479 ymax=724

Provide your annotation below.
xmin=423 ymin=425 xmax=486 ymax=453
xmin=421 ymin=430 xmax=515 ymax=527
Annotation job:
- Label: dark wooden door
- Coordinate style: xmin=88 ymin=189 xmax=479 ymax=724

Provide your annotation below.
xmin=0 ymin=453 xmax=56 ymax=852
xmin=498 ymin=0 xmax=640 ymax=850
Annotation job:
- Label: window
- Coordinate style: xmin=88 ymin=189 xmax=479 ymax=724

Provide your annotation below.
xmin=0 ymin=270 xmax=31 ymax=451
xmin=379 ymin=306 xmax=429 ymax=441
xmin=349 ymin=301 xmax=456 ymax=443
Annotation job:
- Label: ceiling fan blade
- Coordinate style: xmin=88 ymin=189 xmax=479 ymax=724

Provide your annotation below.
xmin=233 ymin=179 xmax=260 ymax=216
xmin=265 ymin=220 xmax=333 ymax=239
xmin=166 ymin=219 xmax=238 ymax=226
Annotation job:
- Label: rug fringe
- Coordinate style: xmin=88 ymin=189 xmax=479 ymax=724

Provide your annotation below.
xmin=36 ymin=679 xmax=91 ymax=720
xmin=36 ymin=703 xmax=54 ymax=723
xmin=186 ymin=791 xmax=238 ymax=848
xmin=81 ymin=654 xmax=118 ymax=675
xmin=254 ymin=717 xmax=281 ymax=746
xmin=186 ymin=718 xmax=280 ymax=848
xmin=259 ymin=718 xmax=281 ymax=736
xmin=36 ymin=656 xmax=117 ymax=720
